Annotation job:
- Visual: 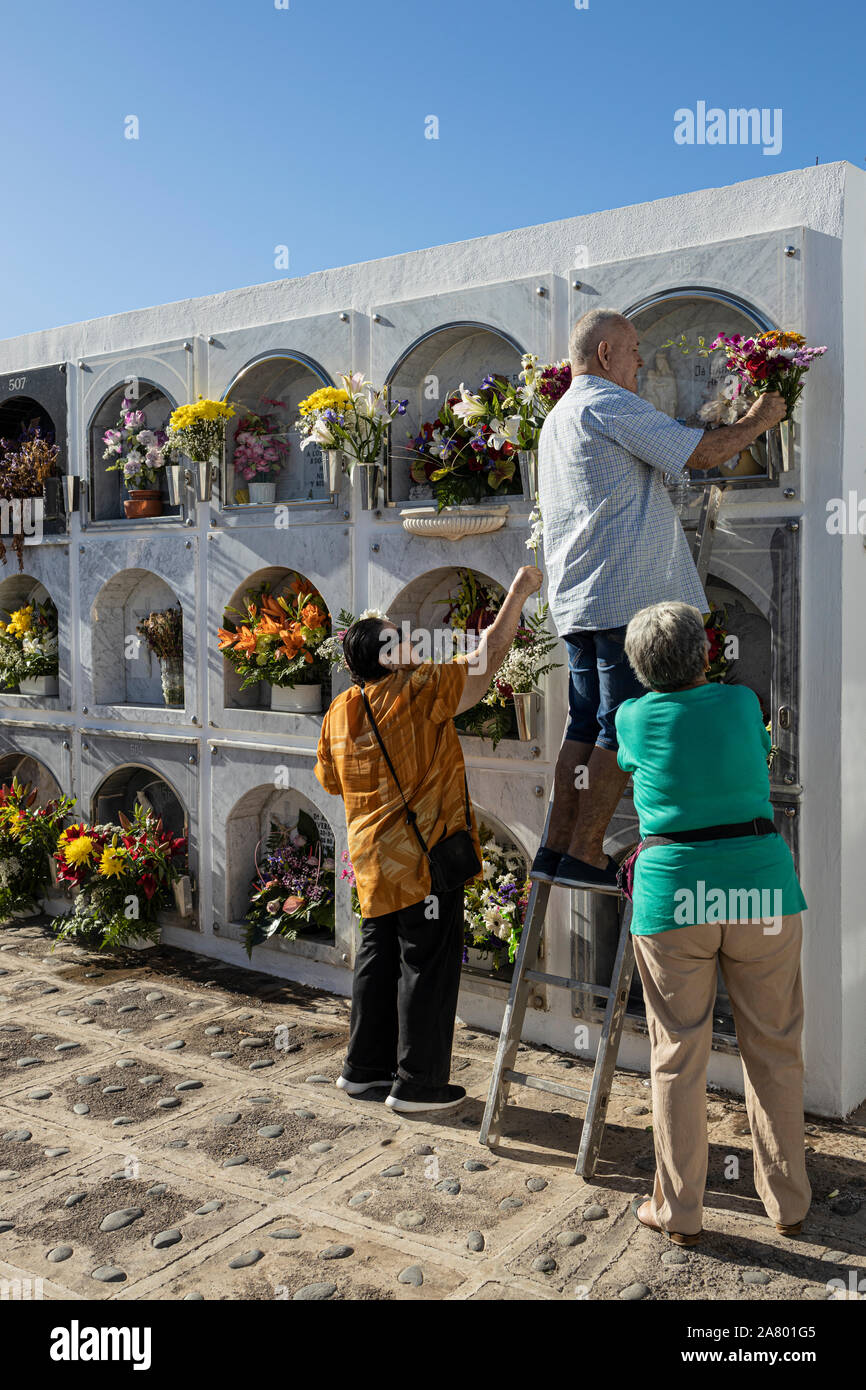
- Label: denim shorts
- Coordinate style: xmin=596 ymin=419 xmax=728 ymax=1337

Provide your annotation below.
xmin=564 ymin=626 xmax=646 ymax=751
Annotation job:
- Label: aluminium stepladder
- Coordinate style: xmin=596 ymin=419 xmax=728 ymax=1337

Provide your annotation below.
xmin=478 ymin=482 xmax=727 ymax=1178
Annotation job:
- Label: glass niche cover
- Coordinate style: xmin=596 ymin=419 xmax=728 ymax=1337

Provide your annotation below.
xmin=632 ymin=294 xmax=775 ymax=490
xmin=222 ymin=356 xmax=333 ymax=506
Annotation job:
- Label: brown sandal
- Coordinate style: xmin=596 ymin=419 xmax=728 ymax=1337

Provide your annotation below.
xmin=631 ymin=1195 xmax=702 ymax=1247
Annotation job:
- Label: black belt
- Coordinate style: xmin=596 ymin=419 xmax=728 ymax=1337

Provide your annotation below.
xmin=640 ymin=817 xmax=777 ymax=850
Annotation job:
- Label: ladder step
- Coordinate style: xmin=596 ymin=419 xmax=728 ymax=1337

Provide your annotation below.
xmin=503 ymin=1069 xmax=591 ymax=1102
xmin=524 ymin=969 xmax=611 ymax=999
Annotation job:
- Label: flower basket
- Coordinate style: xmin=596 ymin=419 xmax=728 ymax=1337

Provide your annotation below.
xmin=244 ymin=810 xmax=335 ymax=956
xmin=270 ymin=682 xmax=322 ymax=713
xmin=124 ymin=488 xmax=163 ymax=519
xmin=400 ymin=502 xmax=509 ymax=541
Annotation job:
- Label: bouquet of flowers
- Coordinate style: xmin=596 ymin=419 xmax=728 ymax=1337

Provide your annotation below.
xmin=137 ymin=605 xmax=184 ymax=706
xmin=514 ymin=353 xmax=573 ymax=446
xmin=164 ymin=397 xmax=235 ymax=463
xmin=0 ymin=601 xmax=59 ymax=690
xmin=708 ymin=330 xmax=827 ymax=416
xmin=295 ymin=374 xmax=408 ymax=471
xmin=52 ymin=803 xmax=187 ymax=949
xmin=406 ymin=378 xmax=523 ymax=509
xmin=103 ymin=397 xmax=167 ymax=489
xmin=463 ymin=826 xmax=530 ymax=969
xmin=0 ymin=778 xmax=75 ymax=919
xmin=232 ymin=399 xmax=290 ymax=484
xmin=0 ymin=423 xmax=61 ymax=568
xmin=482 ymin=604 xmax=560 ymax=709
xmin=244 ymin=810 xmax=335 ymax=955
xmin=219 ymin=576 xmax=330 ymax=690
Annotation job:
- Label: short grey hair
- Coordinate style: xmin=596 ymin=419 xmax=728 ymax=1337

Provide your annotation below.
xmin=569 ymin=308 xmax=631 ymax=370
xmin=624 ymin=602 xmax=708 ymax=692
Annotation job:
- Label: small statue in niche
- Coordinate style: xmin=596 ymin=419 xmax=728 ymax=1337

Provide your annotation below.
xmin=642 ymin=351 xmax=679 ymax=417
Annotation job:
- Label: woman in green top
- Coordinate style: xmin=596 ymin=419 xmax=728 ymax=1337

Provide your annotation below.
xmin=613 ymin=601 xmax=810 ymax=1246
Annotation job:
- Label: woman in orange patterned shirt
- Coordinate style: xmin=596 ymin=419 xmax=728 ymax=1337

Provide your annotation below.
xmin=315 ymin=566 xmax=543 ymax=1113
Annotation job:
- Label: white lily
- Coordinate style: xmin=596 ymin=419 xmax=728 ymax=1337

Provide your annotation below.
xmin=300 ymin=419 xmax=335 ymax=447
xmin=341 ymin=371 xmax=367 ymax=396
xmin=488 ymin=414 xmax=522 ymax=450
xmin=452 ymin=384 xmax=488 ymax=424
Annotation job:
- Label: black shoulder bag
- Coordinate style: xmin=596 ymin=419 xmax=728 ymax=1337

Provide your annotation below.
xmin=359 ymin=685 xmax=481 ymax=895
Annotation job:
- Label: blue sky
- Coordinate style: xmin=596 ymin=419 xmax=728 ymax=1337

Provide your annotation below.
xmin=1 ymin=0 xmax=862 ymax=340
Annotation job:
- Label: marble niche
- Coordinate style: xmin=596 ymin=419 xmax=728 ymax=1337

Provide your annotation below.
xmin=221 ymin=353 xmax=334 ymax=508
xmin=88 ymin=380 xmax=179 ymax=523
xmin=223 ymin=783 xmax=337 ymax=944
xmin=386 ymin=324 xmax=529 ymax=507
xmin=632 ymin=291 xmax=777 ymax=495
xmin=90 ymin=568 xmax=184 ymax=708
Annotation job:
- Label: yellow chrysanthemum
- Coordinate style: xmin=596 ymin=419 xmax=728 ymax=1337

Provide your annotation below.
xmin=297 ymin=387 xmax=350 ymax=417
xmin=98 ymin=846 xmax=126 ymax=878
xmin=61 ymin=835 xmax=95 ymax=866
xmin=7 ymin=605 xmax=33 ymax=637
xmin=170 ymin=397 xmax=235 ymax=430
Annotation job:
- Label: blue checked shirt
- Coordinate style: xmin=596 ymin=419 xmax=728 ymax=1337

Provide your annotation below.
xmin=538 ymin=375 xmax=708 ymax=634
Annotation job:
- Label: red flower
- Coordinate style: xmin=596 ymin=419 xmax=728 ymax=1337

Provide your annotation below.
xmin=138 ymin=872 xmax=158 ymax=900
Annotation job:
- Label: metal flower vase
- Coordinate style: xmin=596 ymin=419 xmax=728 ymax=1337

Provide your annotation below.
xmin=345 ymin=449 xmax=385 ymax=510
xmin=323 ymin=450 xmax=344 ymax=495
xmin=518 ymin=449 xmax=538 ymax=500
xmin=160 ymin=654 xmax=185 ymax=708
xmin=513 ymin=691 xmax=534 ymax=741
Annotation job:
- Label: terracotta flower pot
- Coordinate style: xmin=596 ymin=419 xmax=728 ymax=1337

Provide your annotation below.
xmin=123 ymin=489 xmax=163 ymax=519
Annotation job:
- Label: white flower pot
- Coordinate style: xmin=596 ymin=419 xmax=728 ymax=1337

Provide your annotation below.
xmin=270 ymin=682 xmax=322 ymax=713
xmin=19 ymin=675 xmax=59 ymax=696
xmin=465 ymin=946 xmax=507 ymax=973
xmin=247 ymin=481 xmax=277 ymax=504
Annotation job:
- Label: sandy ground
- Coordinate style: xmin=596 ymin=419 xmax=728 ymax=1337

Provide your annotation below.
xmin=0 ymin=919 xmax=864 ymax=1302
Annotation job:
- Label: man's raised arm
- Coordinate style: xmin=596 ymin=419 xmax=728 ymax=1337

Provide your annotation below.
xmin=684 ymin=391 xmax=787 ymax=472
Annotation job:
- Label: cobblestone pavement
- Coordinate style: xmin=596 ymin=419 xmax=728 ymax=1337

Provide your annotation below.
xmin=0 ymin=921 xmax=864 ymax=1302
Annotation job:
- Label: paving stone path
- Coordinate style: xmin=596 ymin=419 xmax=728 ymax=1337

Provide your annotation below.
xmin=0 ymin=922 xmax=864 ymax=1301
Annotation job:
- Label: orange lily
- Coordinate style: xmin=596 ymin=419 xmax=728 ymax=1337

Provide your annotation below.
xmin=301 ymin=603 xmax=325 ymax=629
xmin=217 ymin=627 xmax=238 ymax=650
xmin=235 ymin=626 xmax=258 ymax=657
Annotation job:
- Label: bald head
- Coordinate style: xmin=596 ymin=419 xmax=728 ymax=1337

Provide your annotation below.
xmin=568 ymin=309 xmax=643 ymax=393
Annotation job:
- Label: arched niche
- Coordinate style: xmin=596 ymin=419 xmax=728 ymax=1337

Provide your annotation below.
xmin=221 ymin=566 xmax=332 ymax=713
xmin=88 ymin=380 xmax=178 ymax=522
xmin=0 ymin=393 xmax=66 ymax=535
xmin=221 ymin=352 xmax=334 ymax=506
xmin=0 ymin=574 xmax=61 ymax=699
xmin=0 ymin=752 xmax=62 ymax=804
xmin=463 ymin=807 xmax=530 ymax=980
xmin=626 ymin=289 xmax=775 ymax=489
xmin=385 ymin=322 xmax=527 ymax=505
xmin=91 ymin=568 xmax=184 ymax=708
xmin=224 ymin=783 xmax=336 ymax=939
xmin=387 ymin=565 xmax=522 ymax=743
xmin=91 ymin=764 xmax=187 ymax=843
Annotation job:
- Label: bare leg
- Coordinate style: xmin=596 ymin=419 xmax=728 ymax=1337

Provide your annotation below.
xmin=545 ymin=739 xmax=594 ymax=853
xmin=567 ymin=746 xmax=630 ymax=868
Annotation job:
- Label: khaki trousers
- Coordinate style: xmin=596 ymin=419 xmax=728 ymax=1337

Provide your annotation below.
xmin=632 ymin=913 xmax=810 ymax=1236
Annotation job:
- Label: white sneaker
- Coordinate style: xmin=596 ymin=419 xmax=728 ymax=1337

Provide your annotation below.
xmin=336 ymin=1075 xmax=393 ymax=1096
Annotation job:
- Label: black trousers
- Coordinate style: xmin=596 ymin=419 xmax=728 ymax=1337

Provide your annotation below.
xmin=344 ymin=887 xmax=465 ymax=1089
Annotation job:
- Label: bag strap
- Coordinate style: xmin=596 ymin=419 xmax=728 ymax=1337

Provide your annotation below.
xmin=359 ymin=683 xmax=472 ymax=854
